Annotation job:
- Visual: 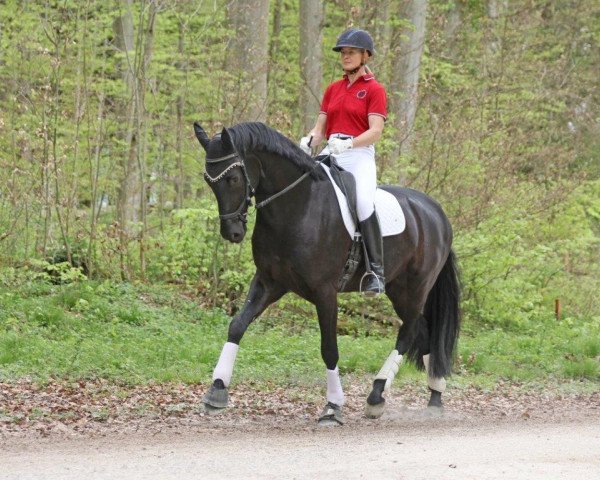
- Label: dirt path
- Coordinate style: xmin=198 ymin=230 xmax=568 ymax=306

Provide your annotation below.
xmin=2 ymin=416 xmax=599 ymax=479
xmin=1 ymin=380 xmax=599 ymax=479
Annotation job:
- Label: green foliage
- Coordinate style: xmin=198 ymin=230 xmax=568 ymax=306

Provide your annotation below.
xmin=458 ymin=316 xmax=600 ymax=382
xmin=145 ymin=200 xmax=255 ymax=310
xmin=0 ymin=1 xmax=598 ymax=386
xmin=0 ymin=278 xmax=597 ymax=385
xmin=456 ymin=180 xmax=600 ymax=333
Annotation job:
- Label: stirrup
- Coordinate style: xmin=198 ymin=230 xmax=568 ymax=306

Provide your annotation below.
xmin=360 ymin=272 xmax=385 ymax=296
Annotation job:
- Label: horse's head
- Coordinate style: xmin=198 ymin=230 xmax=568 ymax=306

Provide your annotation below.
xmin=194 ymin=122 xmax=253 ymax=243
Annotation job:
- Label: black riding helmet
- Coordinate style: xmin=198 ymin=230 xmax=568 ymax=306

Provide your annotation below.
xmin=332 ymin=28 xmax=375 ymax=57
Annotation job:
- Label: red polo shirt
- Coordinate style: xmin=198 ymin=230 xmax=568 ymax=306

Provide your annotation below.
xmin=320 ymin=73 xmax=387 ymax=138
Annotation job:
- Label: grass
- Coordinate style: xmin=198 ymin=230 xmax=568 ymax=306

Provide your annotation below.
xmin=0 ymin=277 xmax=598 ymax=390
xmin=457 ymin=320 xmax=600 ymax=383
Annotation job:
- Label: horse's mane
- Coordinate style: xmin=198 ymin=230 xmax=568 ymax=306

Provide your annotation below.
xmin=227 ymin=122 xmax=327 ymax=180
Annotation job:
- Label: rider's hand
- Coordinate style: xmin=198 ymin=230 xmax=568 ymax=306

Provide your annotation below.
xmin=328 ymin=137 xmax=353 ymax=155
xmin=299 ymin=136 xmax=313 ymax=155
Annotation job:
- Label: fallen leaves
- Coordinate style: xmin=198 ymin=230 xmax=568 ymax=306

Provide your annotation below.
xmin=0 ymin=378 xmax=598 ymax=440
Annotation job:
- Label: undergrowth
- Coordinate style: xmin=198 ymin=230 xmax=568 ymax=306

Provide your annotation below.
xmin=0 ymin=273 xmax=598 ymax=388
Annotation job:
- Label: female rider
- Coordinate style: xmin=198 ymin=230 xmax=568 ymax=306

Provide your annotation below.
xmin=300 ymin=28 xmax=387 ymax=296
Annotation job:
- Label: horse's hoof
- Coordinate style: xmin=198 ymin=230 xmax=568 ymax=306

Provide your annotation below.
xmin=318 ymin=402 xmax=344 ymax=426
xmin=426 ymin=405 xmax=444 ymax=417
xmin=202 ymin=382 xmax=229 ymax=409
xmin=318 ymin=418 xmax=341 ymax=427
xmin=203 ymin=403 xmax=226 ymax=415
xmin=365 ymin=400 xmax=385 ymax=419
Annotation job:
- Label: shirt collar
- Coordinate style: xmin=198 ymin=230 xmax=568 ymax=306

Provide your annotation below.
xmin=343 ymin=73 xmax=376 ymax=83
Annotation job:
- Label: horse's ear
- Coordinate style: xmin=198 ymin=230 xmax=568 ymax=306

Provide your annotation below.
xmin=221 ymin=127 xmax=234 ymax=151
xmin=193 ymin=122 xmax=210 ymax=151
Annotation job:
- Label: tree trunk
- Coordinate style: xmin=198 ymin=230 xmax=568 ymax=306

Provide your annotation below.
xmin=175 ymin=19 xmax=186 ymax=210
xmin=443 ymin=0 xmax=462 ymax=57
xmin=226 ymin=0 xmax=270 ymax=122
xmin=390 ymin=0 xmax=428 ymax=158
xmin=113 ymin=0 xmax=157 ymax=279
xmin=267 ymin=0 xmax=282 ymax=122
xmin=136 ymin=0 xmax=158 ymax=279
xmin=268 ymin=0 xmax=282 ymax=85
xmin=360 ymin=0 xmax=392 ymax=85
xmin=299 ymin=0 xmax=324 ymax=134
xmin=113 ymin=0 xmax=137 ymax=279
xmin=487 ymin=0 xmax=508 ymax=19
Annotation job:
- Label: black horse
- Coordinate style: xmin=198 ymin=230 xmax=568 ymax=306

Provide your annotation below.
xmin=194 ymin=121 xmax=460 ymax=425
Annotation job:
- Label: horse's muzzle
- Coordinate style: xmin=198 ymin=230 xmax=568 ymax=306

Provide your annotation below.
xmin=220 ymin=219 xmax=246 ymax=243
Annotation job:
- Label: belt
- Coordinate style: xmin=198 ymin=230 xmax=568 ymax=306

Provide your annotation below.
xmin=329 ymin=134 xmax=354 ymax=140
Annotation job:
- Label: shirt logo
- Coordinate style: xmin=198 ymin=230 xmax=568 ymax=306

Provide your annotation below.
xmin=356 ymin=90 xmax=367 ymax=99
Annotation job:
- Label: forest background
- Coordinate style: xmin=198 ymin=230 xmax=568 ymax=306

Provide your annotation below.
xmin=0 ymin=0 xmax=598 ymax=384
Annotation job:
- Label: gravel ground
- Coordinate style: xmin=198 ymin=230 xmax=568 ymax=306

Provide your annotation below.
xmin=1 ymin=379 xmax=598 ymax=479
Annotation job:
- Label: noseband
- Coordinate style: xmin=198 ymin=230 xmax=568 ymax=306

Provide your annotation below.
xmin=204 ymin=149 xmax=317 ymax=222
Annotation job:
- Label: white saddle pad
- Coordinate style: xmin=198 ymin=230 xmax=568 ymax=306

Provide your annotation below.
xmin=321 ymin=164 xmax=406 ymax=238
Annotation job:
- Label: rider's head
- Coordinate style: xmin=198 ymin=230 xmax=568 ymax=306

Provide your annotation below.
xmin=332 ymin=28 xmax=374 ymax=75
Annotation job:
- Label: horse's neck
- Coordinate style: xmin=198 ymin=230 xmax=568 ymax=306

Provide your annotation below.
xmin=253 ymin=152 xmax=329 ymax=220
xmin=254 ymin=152 xmax=308 ymax=197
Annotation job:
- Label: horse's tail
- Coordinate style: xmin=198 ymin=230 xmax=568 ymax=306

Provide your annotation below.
xmin=408 ymin=249 xmax=461 ymax=378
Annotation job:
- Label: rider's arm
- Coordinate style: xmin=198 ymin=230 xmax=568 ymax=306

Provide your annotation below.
xmin=351 ymin=114 xmax=384 ymax=148
xmin=309 ymin=113 xmax=328 ymax=147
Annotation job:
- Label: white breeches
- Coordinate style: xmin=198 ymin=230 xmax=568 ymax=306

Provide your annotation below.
xmin=321 ymin=137 xmax=376 ymax=221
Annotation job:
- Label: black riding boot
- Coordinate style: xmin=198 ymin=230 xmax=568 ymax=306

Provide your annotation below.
xmin=359 ymin=212 xmax=385 ymax=296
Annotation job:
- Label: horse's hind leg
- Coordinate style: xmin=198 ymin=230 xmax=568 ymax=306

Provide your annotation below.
xmin=365 ymin=282 xmax=427 ymax=419
xmin=203 ymin=273 xmax=286 ymax=412
xmin=423 ymin=353 xmax=446 ymax=409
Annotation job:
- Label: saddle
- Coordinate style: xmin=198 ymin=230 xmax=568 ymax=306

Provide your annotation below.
xmin=317 ymin=155 xmax=358 ymax=226
xmin=316 ymin=155 xmax=362 ymax=291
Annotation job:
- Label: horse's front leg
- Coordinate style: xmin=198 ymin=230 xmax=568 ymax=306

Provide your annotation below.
xmin=313 ymin=290 xmax=345 ymax=426
xmin=203 ymin=273 xmax=286 ymax=413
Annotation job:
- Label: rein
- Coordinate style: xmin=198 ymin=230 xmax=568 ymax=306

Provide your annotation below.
xmin=254 ymin=169 xmax=313 ymax=209
xmin=205 ymin=149 xmax=318 ymax=220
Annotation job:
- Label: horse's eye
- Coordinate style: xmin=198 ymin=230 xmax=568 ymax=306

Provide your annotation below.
xmin=228 ymin=175 xmax=240 ymax=185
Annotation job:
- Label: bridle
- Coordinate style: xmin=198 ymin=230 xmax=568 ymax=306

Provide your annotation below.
xmin=204 ymin=150 xmax=255 ymax=223
xmin=204 ymin=147 xmax=316 ymax=223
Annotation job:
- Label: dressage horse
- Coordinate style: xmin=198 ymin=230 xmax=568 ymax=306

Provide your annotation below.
xmin=194 ymin=121 xmax=460 ymax=425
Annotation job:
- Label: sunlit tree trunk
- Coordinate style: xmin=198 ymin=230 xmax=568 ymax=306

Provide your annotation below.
xmin=175 ymin=19 xmax=186 ymax=210
xmin=112 ymin=0 xmax=157 ymax=279
xmin=84 ymin=4 xmax=107 ymax=278
xmin=269 ymin=0 xmax=282 ymax=74
xmin=390 ymin=0 xmax=428 ymax=159
xmin=360 ymin=0 xmax=392 ymax=85
xmin=114 ymin=0 xmax=137 ymax=279
xmin=443 ymin=0 xmax=462 ymax=57
xmin=226 ymin=0 xmax=270 ymax=122
xmin=299 ymin=0 xmax=324 ymax=134
xmin=136 ymin=0 xmax=158 ymax=279
xmin=487 ymin=0 xmax=508 ymax=19
xmin=49 ymin=17 xmax=72 ymax=265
